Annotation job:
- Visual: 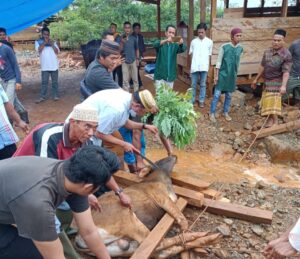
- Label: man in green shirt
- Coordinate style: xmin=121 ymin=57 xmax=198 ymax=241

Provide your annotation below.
xmin=153 ymin=25 xmax=186 ymax=89
xmin=210 ymin=28 xmax=243 ymax=122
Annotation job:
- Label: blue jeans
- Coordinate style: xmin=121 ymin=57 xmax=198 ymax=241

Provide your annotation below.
xmin=210 ymin=88 xmax=232 ymax=114
xmin=191 ymin=71 xmax=208 ymax=103
xmin=119 ymin=127 xmax=146 ymax=164
xmin=41 ymin=70 xmax=59 ymax=99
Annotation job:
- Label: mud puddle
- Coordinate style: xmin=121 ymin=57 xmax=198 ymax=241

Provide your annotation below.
xmin=147 ymin=149 xmax=300 ymax=188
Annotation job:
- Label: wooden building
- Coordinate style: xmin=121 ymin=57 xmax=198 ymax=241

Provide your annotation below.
xmin=138 ymin=0 xmax=300 ymax=95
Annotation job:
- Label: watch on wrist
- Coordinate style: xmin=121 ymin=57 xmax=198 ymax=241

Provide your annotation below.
xmin=142 ymin=123 xmax=146 ymax=129
xmin=115 ymin=188 xmax=124 ymax=196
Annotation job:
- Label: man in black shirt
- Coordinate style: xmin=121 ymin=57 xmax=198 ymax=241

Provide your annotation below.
xmin=0 ymin=145 xmax=119 ymax=259
xmin=81 ymin=39 xmax=123 ymax=99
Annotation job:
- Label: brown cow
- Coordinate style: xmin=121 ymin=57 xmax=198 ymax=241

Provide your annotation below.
xmin=75 ymin=156 xmax=220 ymax=257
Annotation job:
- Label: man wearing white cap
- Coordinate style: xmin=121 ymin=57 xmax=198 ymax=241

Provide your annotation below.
xmin=14 ymin=103 xmax=131 ymax=259
xmin=70 ymin=88 xmax=159 ymax=156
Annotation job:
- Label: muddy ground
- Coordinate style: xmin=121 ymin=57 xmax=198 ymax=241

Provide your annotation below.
xmin=16 ymin=50 xmax=300 ymax=258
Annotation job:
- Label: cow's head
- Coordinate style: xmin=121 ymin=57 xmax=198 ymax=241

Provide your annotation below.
xmin=139 ymin=155 xmax=177 ymax=178
xmin=154 ymin=155 xmax=177 ymax=174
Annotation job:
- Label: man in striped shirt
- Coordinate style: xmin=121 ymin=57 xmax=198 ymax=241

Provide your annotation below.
xmin=0 ymin=84 xmax=28 ymax=160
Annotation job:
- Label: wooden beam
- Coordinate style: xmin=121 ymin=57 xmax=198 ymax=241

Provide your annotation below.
xmin=200 ymin=0 xmax=206 ymax=23
xmin=252 ymin=120 xmax=300 ymax=139
xmin=157 ymin=0 xmax=161 ymax=39
xmin=210 ymin=0 xmax=217 ymax=36
xmin=171 ymin=171 xmax=211 ymax=191
xmin=202 ymin=198 xmax=273 ymax=224
xmin=201 ymin=189 xmax=222 ymax=199
xmin=243 ymin=0 xmax=248 ymax=17
xmin=225 ymin=0 xmax=230 ymax=9
xmin=176 ymin=0 xmax=181 ymax=27
xmin=281 ymin=0 xmax=288 ymax=17
xmin=187 ymin=0 xmax=194 ymax=68
xmin=130 ymin=198 xmax=188 ymax=259
xmin=173 ymin=185 xmax=204 ymax=207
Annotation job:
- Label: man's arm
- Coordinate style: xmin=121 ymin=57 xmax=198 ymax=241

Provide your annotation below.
xmin=73 ymin=208 xmax=111 ymax=259
xmin=4 ymin=102 xmax=29 ymax=133
xmin=105 ymin=176 xmax=132 ymax=208
xmin=214 ymin=45 xmax=224 ymax=85
xmin=159 ymin=134 xmax=173 ymax=156
xmin=280 ymin=72 xmax=290 ymax=95
xmin=177 ymin=40 xmax=186 ymax=54
xmin=96 ymin=131 xmax=138 ymax=153
xmin=263 ymin=219 xmax=299 ymax=258
xmin=124 ymin=119 xmax=158 ymax=134
xmin=7 ymin=47 xmax=21 ymax=84
xmin=51 ymin=41 xmax=59 ymax=55
xmin=251 ymin=65 xmax=264 ymax=89
xmin=33 ymin=239 xmax=64 ymax=259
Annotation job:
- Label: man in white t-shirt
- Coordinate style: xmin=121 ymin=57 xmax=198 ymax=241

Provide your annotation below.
xmin=189 ymin=23 xmax=213 ymax=108
xmin=263 ymin=217 xmax=300 ymax=258
xmin=66 ymin=88 xmax=158 ymax=156
xmin=35 ymin=27 xmax=60 ymax=103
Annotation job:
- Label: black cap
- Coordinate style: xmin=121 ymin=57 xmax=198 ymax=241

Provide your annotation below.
xmin=274 ymin=29 xmax=286 ymax=37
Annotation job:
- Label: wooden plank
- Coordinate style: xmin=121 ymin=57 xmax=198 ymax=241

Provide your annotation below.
xmin=171 ymin=171 xmax=211 ymax=191
xmin=200 ymin=0 xmax=206 ymax=23
xmin=252 ymin=120 xmax=300 ymax=139
xmin=202 ymin=198 xmax=273 ymax=224
xmin=281 ymin=0 xmax=288 ymax=17
xmin=187 ymin=0 xmax=194 ymax=67
xmin=173 ymin=185 xmax=204 ymax=207
xmin=176 ymin=0 xmax=181 ymax=26
xmin=210 ymin=0 xmax=217 ymax=37
xmin=130 ymin=198 xmax=188 ymax=259
xmin=157 ymin=0 xmax=161 ymax=39
xmin=201 ymin=189 xmax=222 ymax=199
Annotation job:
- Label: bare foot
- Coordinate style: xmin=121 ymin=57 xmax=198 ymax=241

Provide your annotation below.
xmin=265 ymin=118 xmax=274 ymax=128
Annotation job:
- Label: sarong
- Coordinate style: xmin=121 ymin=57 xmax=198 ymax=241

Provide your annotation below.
xmin=261 ymin=91 xmax=282 ymax=116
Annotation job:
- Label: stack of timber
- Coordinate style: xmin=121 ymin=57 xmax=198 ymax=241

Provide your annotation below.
xmin=10 ymin=27 xmax=38 ymax=50
xmin=114 ymin=170 xmax=273 ymax=225
xmin=115 ymin=169 xmax=273 ymax=259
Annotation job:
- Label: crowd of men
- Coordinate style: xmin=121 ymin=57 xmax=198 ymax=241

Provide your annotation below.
xmin=0 ymin=19 xmax=299 ymax=259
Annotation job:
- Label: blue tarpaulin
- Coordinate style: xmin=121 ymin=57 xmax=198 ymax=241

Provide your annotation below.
xmin=1 ymin=0 xmax=74 ymax=35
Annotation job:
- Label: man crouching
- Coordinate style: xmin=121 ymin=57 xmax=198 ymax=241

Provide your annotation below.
xmin=0 ymin=145 xmax=119 ymax=259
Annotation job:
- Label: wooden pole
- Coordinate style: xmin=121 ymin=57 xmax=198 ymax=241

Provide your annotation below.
xmin=281 ymin=0 xmax=288 ymax=17
xmin=243 ymin=0 xmax=248 ymax=17
xmin=187 ymin=0 xmax=194 ymax=68
xmin=225 ymin=0 xmax=230 ymax=9
xmin=157 ymin=0 xmax=161 ymax=39
xmin=200 ymin=0 xmax=206 ymax=23
xmin=176 ymin=0 xmax=181 ymax=27
xmin=210 ymin=0 xmax=217 ymax=37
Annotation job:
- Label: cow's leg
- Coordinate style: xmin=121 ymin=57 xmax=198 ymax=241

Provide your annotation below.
xmin=126 ymin=212 xmax=151 ymax=243
xmin=148 ymin=189 xmax=188 ymax=231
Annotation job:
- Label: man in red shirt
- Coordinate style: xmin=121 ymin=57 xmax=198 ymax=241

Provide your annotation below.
xmin=14 ymin=103 xmax=131 ymax=259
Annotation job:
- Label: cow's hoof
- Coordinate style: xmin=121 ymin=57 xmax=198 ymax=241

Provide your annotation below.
xmin=117 ymin=239 xmax=130 ymax=251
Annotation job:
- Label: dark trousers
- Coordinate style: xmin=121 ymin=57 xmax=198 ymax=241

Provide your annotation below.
xmin=41 ymin=70 xmax=59 ymax=99
xmin=0 ymin=144 xmax=17 ymax=160
xmin=0 ymin=224 xmax=43 ymax=259
xmin=113 ymin=65 xmax=123 ymax=87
